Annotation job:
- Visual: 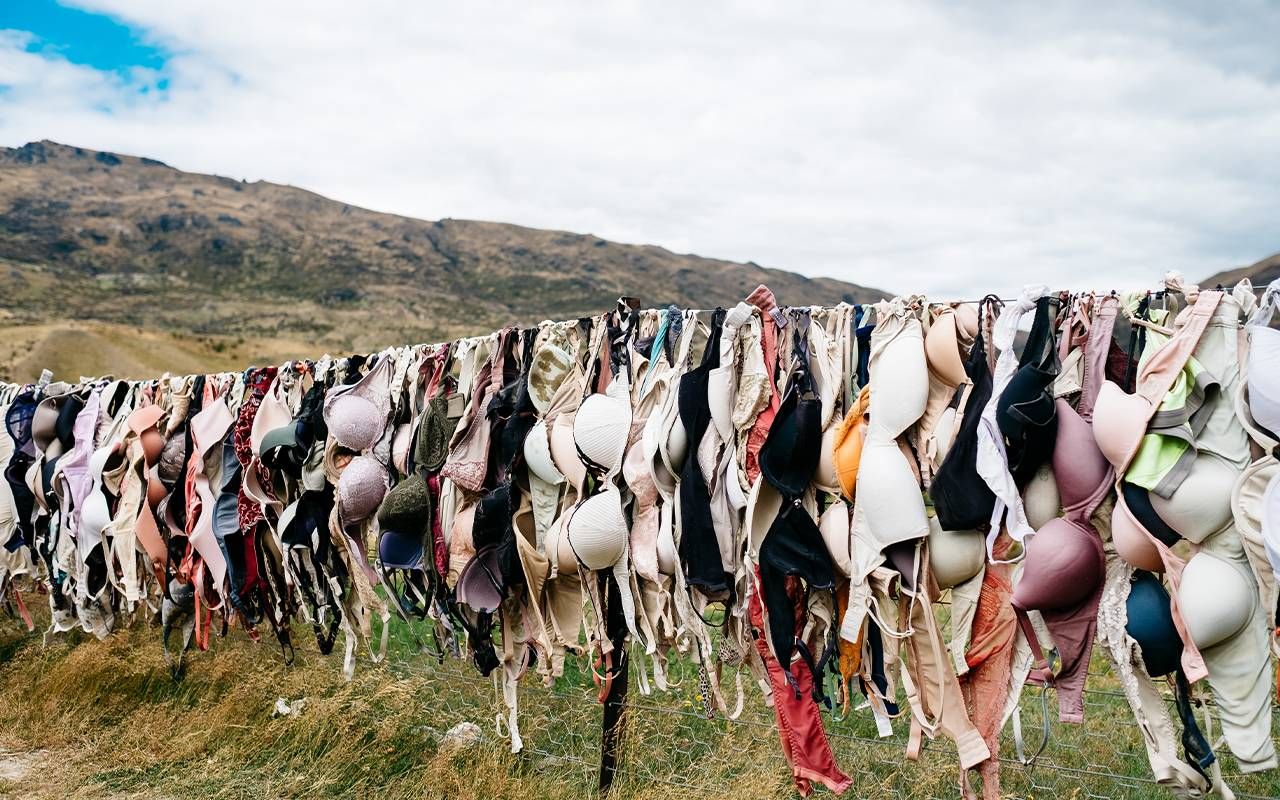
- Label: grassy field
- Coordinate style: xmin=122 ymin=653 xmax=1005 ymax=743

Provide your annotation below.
xmin=0 ymin=320 xmax=322 ymax=384
xmin=0 ymin=601 xmax=1276 ymax=799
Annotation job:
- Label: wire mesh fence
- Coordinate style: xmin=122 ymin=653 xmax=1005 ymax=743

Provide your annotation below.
xmin=385 ymin=641 xmax=1280 ymax=799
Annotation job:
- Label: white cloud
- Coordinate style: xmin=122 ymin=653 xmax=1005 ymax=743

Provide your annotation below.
xmin=1 ymin=1 xmax=1278 ymax=297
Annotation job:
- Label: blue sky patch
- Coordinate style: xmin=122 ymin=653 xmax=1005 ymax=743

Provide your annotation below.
xmin=1 ymin=0 xmax=170 ymax=76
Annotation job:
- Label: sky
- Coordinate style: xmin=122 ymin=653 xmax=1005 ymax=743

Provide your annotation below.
xmin=0 ymin=1 xmax=1278 ymax=297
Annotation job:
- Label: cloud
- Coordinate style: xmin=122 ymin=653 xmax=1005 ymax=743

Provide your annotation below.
xmin=1 ymin=0 xmax=1278 ymax=297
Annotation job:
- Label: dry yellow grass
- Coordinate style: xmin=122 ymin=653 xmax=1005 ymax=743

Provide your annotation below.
xmin=0 ymin=321 xmax=324 ymax=383
xmin=2 ymin=602 xmax=1277 ymax=800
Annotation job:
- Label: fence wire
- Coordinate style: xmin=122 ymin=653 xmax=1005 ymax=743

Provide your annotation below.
xmin=384 ymin=644 xmax=1279 ymax=799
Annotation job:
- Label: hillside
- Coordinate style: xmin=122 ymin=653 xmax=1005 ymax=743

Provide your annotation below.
xmin=1204 ymin=251 xmax=1280 ymax=289
xmin=0 ymin=141 xmax=887 ymax=381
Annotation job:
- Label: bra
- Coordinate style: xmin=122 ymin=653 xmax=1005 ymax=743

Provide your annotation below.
xmin=1094 ymin=292 xmax=1222 ymax=474
xmin=931 ymin=327 xmax=996 ymax=530
xmin=523 ymin=420 xmax=564 ymax=486
xmin=185 ymin=393 xmax=236 ymax=607
xmin=1177 ymin=551 xmax=1257 ymax=650
xmin=527 ymin=335 xmax=574 ymax=416
xmin=1245 ymin=278 xmax=1280 ymax=438
xmin=924 ymin=303 xmax=978 ymax=388
xmin=677 ymin=308 xmax=732 ymax=595
xmin=857 ymin=298 xmax=930 ymax=550
xmin=573 ymin=376 xmax=631 ymax=475
xmin=1013 ymin=401 xmax=1110 ymax=613
xmin=996 ymin=295 xmax=1061 ymax=487
xmin=565 ymin=487 xmax=628 ymax=571
xmin=755 ymin=355 xmax=836 ymax=695
xmin=1010 ymin=298 xmax=1115 ymax=718
xmin=336 ymin=454 xmax=387 ymax=523
xmin=925 ymin=513 xmax=984 ymax=590
xmin=324 ymin=356 xmax=392 ymax=451
xmin=1126 ymin=571 xmax=1182 ymax=677
xmin=1098 ymin=291 xmax=1223 ymax=571
xmin=831 ymin=385 xmax=870 ymax=501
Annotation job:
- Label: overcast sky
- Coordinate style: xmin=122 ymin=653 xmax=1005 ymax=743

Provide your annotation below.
xmin=1 ymin=1 xmax=1277 ymax=297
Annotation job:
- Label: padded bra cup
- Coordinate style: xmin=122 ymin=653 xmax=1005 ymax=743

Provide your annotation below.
xmin=1121 ymin=456 xmax=1236 ymax=548
xmin=80 ymin=485 xmax=112 ymax=542
xmin=926 ymin=514 xmax=984 ymax=589
xmin=1022 ymin=465 xmax=1061 ymax=530
xmin=869 ymin=331 xmax=928 ymax=439
xmin=819 ymin=501 xmax=852 ymax=576
xmin=1052 ymin=400 xmax=1109 ymax=509
xmin=378 ymin=528 xmax=424 ymax=569
xmin=997 ymin=366 xmax=1057 ymax=479
xmin=1148 ymin=453 xmax=1237 ymax=544
xmin=934 ymin=406 xmax=958 ymax=460
xmin=858 ymin=441 xmax=929 ymax=546
xmin=550 ymin=413 xmax=587 ymax=490
xmin=1014 ymin=516 xmax=1103 ymax=611
xmin=924 ymin=311 xmax=967 ymax=388
xmin=1246 ymin=326 xmax=1280 ymax=437
xmin=574 ymin=388 xmax=630 ymax=474
xmin=524 ymin=420 xmax=564 ymax=485
xmin=761 ymin=383 xmax=822 ymax=497
xmin=1093 ymin=381 xmax=1151 ymax=470
xmin=1125 ymin=572 xmax=1182 ymax=677
xmin=30 ymin=404 xmax=59 ymax=456
xmin=858 ymin=322 xmax=929 ymax=547
xmin=1178 ymin=552 xmax=1257 ymax=650
xmin=566 ymin=488 xmax=627 ymax=571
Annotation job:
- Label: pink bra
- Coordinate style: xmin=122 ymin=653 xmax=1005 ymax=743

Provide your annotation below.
xmin=1013 ymin=299 xmax=1116 ymax=721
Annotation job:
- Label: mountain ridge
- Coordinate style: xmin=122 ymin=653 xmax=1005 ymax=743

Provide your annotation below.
xmin=1203 ymin=252 xmax=1280 ymax=289
xmin=0 ymin=140 xmax=888 ymax=381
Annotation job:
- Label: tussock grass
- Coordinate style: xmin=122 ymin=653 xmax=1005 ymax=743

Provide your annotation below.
xmin=1 ymin=608 xmax=1277 ymax=800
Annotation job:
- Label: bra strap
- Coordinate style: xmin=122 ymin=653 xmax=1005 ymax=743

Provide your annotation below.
xmin=1133 ymin=290 xmax=1222 ymax=414
xmin=1079 ymin=294 xmax=1121 ymax=420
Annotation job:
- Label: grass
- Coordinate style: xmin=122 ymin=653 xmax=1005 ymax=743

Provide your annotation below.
xmin=0 ymin=603 xmax=1276 ymax=799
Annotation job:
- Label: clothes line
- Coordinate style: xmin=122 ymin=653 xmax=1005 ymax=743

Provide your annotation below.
xmin=5 ymin=275 xmax=1258 ymax=392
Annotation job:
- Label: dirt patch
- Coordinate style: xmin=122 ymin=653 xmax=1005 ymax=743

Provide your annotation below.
xmin=0 ymin=748 xmax=53 ymax=796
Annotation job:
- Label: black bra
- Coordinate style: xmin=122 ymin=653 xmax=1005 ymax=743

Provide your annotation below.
xmin=931 ymin=328 xmax=996 ymax=530
xmin=996 ymin=295 xmax=1061 ymax=488
xmin=677 ymin=308 xmax=731 ymax=596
